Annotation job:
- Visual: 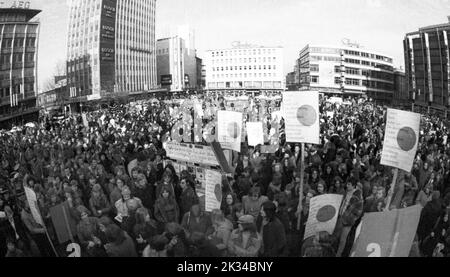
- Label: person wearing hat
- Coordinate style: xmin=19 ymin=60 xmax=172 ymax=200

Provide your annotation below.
xmin=89 ymin=184 xmax=111 ymax=218
xmin=227 ymin=215 xmax=261 ymax=257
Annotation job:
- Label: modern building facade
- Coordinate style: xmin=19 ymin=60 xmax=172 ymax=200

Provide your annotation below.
xmin=156 ymin=26 xmax=201 ymax=92
xmin=204 ymin=43 xmax=284 ymax=91
xmin=0 ymin=7 xmax=40 ymax=129
xmin=404 ymin=17 xmax=450 ymax=117
xmin=392 ymin=69 xmax=409 ymax=108
xmin=295 ymin=44 xmax=395 ymax=103
xmin=66 ymin=0 xmax=157 ymax=102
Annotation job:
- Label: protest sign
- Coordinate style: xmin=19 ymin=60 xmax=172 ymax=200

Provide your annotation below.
xmin=50 ymin=202 xmax=78 ymax=244
xmin=246 ymin=122 xmax=264 ymax=147
xmin=81 ymin=113 xmax=89 ymax=128
xmin=217 ymin=111 xmax=243 ymax=152
xmin=282 ymin=91 xmax=320 ymax=144
xmin=381 ymin=109 xmax=421 ymax=172
xmin=304 ymin=194 xmax=343 ymax=239
xmin=24 ymin=186 xmax=44 ymax=226
xmin=205 ymin=169 xmax=222 ymax=212
xmin=351 ymin=205 xmax=422 ymax=257
xmin=164 ymin=142 xmax=219 ymax=167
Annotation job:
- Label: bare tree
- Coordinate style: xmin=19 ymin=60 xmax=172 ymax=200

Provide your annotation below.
xmin=42 ymin=60 xmax=67 ymax=92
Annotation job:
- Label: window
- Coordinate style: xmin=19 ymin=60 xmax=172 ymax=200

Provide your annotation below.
xmin=310 ymin=64 xmax=319 ymax=72
xmin=345 ymin=78 xmax=360 ymax=86
xmin=311 ymin=76 xmax=319 ymax=83
xmin=334 ymin=77 xmax=341 ymax=84
xmin=334 ymin=66 xmax=341 ymax=73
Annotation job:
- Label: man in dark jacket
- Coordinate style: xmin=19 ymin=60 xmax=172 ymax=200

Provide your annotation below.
xmin=259 ymin=201 xmax=287 ymax=257
xmin=335 ymin=182 xmax=363 ymax=257
xmin=179 ymin=178 xmax=199 ymax=217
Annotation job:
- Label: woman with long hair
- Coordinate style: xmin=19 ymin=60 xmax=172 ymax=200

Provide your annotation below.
xmin=154 ymin=186 xmax=180 ymax=231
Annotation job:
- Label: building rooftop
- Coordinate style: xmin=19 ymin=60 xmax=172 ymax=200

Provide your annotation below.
xmin=0 ymin=8 xmax=41 ymax=22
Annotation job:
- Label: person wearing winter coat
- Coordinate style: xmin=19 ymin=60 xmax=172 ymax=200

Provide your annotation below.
xmin=417 ymin=191 xmax=444 ymax=243
xmin=335 ymin=182 xmax=363 ymax=257
xmin=242 ymin=187 xmax=269 ymax=219
xmin=181 ymin=204 xmax=214 ymax=238
xmin=76 ymin=206 xmax=101 ymax=252
xmin=89 ymin=184 xmax=111 ymax=218
xmin=154 ymin=186 xmax=180 ymax=227
xmin=259 ymin=201 xmax=287 ymax=257
xmin=104 ymin=224 xmax=138 ymax=257
xmin=227 ymin=215 xmax=262 ymax=257
xmin=179 ymin=177 xmax=199 ymax=217
xmin=208 ymin=209 xmax=233 ymax=255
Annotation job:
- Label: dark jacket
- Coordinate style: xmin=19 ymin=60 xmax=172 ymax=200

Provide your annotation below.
xmin=261 ymin=217 xmax=287 ymax=257
xmin=340 ymin=189 xmax=363 ymax=227
xmin=179 ymin=186 xmax=199 ymax=216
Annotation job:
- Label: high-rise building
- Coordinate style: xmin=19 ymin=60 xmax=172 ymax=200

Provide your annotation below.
xmin=66 ymin=0 xmax=157 ymax=102
xmin=156 ymin=36 xmax=186 ymax=92
xmin=0 ymin=5 xmax=40 ymax=129
xmin=295 ymin=43 xmax=395 ymax=103
xmin=404 ymin=17 xmax=450 ymax=117
xmin=205 ymin=43 xmax=284 ymax=91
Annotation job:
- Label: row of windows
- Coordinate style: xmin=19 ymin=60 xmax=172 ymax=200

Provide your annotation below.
xmin=333 ymin=77 xmax=394 ymax=90
xmin=344 ymin=50 xmax=393 ymax=63
xmin=211 ymin=48 xmax=278 ymax=57
xmin=310 ymin=55 xmax=341 ymax=62
xmin=212 ymin=57 xmax=277 ymax=64
xmin=1 ymin=24 xmax=38 ymax=34
xmin=344 ymin=59 xmax=394 ymax=71
xmin=309 ymin=47 xmax=341 ymax=55
xmin=1 ymin=37 xmax=36 ymax=48
xmin=213 ymin=65 xmax=277 ymax=71
xmin=0 ymin=53 xmax=34 ymax=64
xmin=211 ymin=73 xmax=279 ymax=79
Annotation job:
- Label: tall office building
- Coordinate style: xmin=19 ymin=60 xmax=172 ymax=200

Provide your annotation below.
xmin=66 ymin=0 xmax=157 ymax=102
xmin=404 ymin=17 xmax=450 ymax=116
xmin=0 ymin=5 xmax=40 ymax=129
xmin=205 ymin=43 xmax=284 ymax=91
xmin=295 ymin=43 xmax=395 ymax=103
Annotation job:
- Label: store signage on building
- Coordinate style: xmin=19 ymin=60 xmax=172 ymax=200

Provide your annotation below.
xmin=0 ymin=0 xmax=31 ymax=9
xmin=99 ymin=0 xmax=116 ymax=93
xmin=161 ymin=75 xmax=172 ymax=86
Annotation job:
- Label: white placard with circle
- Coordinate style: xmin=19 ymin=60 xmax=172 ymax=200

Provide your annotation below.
xmin=381 ymin=109 xmax=420 ymax=172
xmin=282 ymin=91 xmax=320 ymax=144
xmin=217 ymin=111 xmax=243 ymax=152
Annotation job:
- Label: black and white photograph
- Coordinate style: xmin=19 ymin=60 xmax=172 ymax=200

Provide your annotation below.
xmin=0 ymin=0 xmax=450 ymax=264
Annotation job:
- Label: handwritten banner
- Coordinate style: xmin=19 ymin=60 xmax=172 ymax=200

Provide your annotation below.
xmin=164 ymin=142 xmax=219 ymax=167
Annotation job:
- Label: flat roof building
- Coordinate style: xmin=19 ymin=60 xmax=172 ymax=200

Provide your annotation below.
xmin=66 ymin=0 xmax=157 ymax=102
xmin=204 ymin=42 xmax=284 ymax=92
xmin=404 ymin=17 xmax=450 ymax=117
xmin=0 ymin=7 xmax=41 ymax=129
xmin=295 ymin=44 xmax=395 ymax=103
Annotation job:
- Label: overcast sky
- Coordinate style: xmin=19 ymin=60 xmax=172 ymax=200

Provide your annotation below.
xmin=33 ymin=0 xmax=450 ymax=89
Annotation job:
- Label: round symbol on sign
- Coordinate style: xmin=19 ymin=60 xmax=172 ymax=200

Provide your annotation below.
xmin=316 ymin=205 xmax=337 ymax=222
xmin=214 ymin=183 xmax=222 ymax=202
xmin=296 ymin=105 xmax=317 ymax=126
xmin=396 ymin=127 xmax=416 ymax=152
xmin=227 ymin=122 xmax=240 ymax=139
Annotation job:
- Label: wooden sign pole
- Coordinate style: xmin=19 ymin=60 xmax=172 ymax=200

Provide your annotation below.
xmin=385 ymin=168 xmax=399 ymax=211
xmin=297 ymin=143 xmax=305 ymax=231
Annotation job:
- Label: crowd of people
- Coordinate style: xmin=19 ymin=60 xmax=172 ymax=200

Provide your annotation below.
xmin=0 ymin=91 xmax=449 ymax=257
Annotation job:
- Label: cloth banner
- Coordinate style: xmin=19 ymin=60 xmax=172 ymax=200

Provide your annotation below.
xmin=217 ymin=111 xmax=243 ymax=152
xmin=205 ymin=169 xmax=222 ymax=212
xmin=282 ymin=91 xmax=320 ymax=144
xmin=246 ymin=122 xmax=264 ymax=147
xmin=24 ymin=186 xmax=44 ymax=226
xmin=381 ymin=109 xmax=421 ymax=172
xmin=304 ymin=194 xmax=343 ymax=239
xmin=351 ymin=205 xmax=422 ymax=257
